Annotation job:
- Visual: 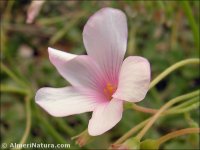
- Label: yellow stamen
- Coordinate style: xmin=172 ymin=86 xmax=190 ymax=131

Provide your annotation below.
xmin=103 ymin=83 xmax=117 ymax=100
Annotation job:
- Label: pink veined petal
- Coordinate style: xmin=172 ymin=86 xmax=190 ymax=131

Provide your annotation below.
xmin=88 ymin=98 xmax=123 ymax=136
xmin=83 ymin=7 xmax=128 ymax=85
xmin=113 ymin=56 xmax=151 ymax=102
xmin=55 ymin=55 xmax=107 ymax=101
xmin=48 ymin=47 xmax=77 ymax=67
xmin=35 ymin=87 xmax=98 ymax=117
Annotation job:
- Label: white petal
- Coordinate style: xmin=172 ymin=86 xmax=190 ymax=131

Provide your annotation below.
xmin=88 ymin=99 xmax=123 ymax=136
xmin=48 ymin=47 xmax=76 ymax=69
xmin=48 ymin=48 xmax=105 ymax=94
xmin=113 ymin=56 xmax=151 ymax=102
xmin=35 ymin=87 xmax=98 ymax=117
xmin=55 ymin=55 xmax=107 ymax=99
xmin=83 ymin=7 xmax=128 ymax=84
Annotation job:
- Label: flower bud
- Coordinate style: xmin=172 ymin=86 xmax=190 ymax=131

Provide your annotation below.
xmin=140 ymin=139 xmax=159 ymax=150
xmin=118 ymin=137 xmax=140 ymax=150
xmin=71 ymin=130 xmax=91 ymax=147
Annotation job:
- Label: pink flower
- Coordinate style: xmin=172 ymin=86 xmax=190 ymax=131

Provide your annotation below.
xmin=35 ymin=7 xmax=151 ymax=136
xmin=26 ymin=0 xmax=45 ymax=24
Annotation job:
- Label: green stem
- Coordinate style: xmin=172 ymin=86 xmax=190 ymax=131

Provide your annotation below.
xmin=114 ymin=59 xmax=199 ymax=145
xmin=38 ymin=16 xmax=67 ymax=26
xmin=12 ymin=95 xmax=32 ymax=150
xmin=169 ymin=96 xmax=198 ymax=110
xmin=167 ymin=102 xmax=199 ymax=115
xmin=53 ymin=118 xmax=75 ymax=136
xmin=136 ymin=90 xmax=199 ymax=140
xmin=3 ymin=0 xmax=15 ymax=21
xmin=33 ymin=106 xmax=68 ymax=144
xmin=0 ymin=84 xmax=28 ymax=95
xmin=113 ymin=91 xmax=199 ymax=145
xmin=49 ymin=12 xmax=87 ymax=45
xmin=1 ymin=63 xmax=27 ymax=87
xmin=184 ymin=113 xmax=198 ymax=127
xmin=19 ymin=96 xmax=32 ymax=144
xmin=182 ymin=1 xmax=199 ymax=50
xmin=132 ymin=103 xmax=157 ymax=114
xmin=113 ymin=118 xmax=151 ymax=145
xmin=132 ymin=96 xmax=199 ymax=115
xmin=157 ymin=128 xmax=200 ymax=145
xmin=1 ymin=61 xmax=70 ymax=144
xmin=167 ymin=97 xmax=199 ymax=114
xmin=150 ymin=58 xmax=200 ymax=89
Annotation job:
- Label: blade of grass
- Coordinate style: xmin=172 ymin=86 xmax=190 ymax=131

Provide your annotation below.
xmin=182 ymin=1 xmax=199 ymax=51
xmin=49 ymin=11 xmax=87 ymax=45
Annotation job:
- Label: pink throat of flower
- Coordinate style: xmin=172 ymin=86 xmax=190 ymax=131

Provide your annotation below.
xmin=103 ymin=83 xmax=117 ymax=100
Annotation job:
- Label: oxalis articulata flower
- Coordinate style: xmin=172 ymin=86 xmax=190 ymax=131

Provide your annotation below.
xmin=35 ymin=7 xmax=151 ymax=136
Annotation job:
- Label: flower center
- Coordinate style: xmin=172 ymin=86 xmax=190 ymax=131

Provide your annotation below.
xmin=103 ymin=83 xmax=117 ymax=100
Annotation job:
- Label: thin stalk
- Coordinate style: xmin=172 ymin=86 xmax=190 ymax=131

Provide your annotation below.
xmin=114 ymin=93 xmax=199 ymax=145
xmin=12 ymin=95 xmax=32 ymax=150
xmin=136 ymin=90 xmax=199 ymax=140
xmin=54 ymin=118 xmax=75 ymax=136
xmin=49 ymin=11 xmax=87 ymax=44
xmin=168 ymin=97 xmax=199 ymax=111
xmin=132 ymin=96 xmax=199 ymax=115
xmin=113 ymin=118 xmax=151 ymax=145
xmin=182 ymin=1 xmax=199 ymax=50
xmin=38 ymin=16 xmax=67 ymax=25
xmin=3 ymin=0 xmax=15 ymax=21
xmin=167 ymin=102 xmax=199 ymax=115
xmin=132 ymin=104 xmax=157 ymax=114
xmin=34 ymin=106 xmax=68 ymax=144
xmin=150 ymin=58 xmax=200 ymax=89
xmin=157 ymin=128 xmax=200 ymax=145
xmin=0 ymin=84 xmax=28 ymax=95
xmin=1 ymin=63 xmax=27 ymax=87
xmin=114 ymin=59 xmax=199 ymax=145
xmin=184 ymin=113 xmax=198 ymax=127
xmin=1 ymin=59 xmax=69 ymax=145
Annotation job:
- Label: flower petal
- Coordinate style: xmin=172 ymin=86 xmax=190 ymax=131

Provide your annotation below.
xmin=88 ymin=99 xmax=123 ymax=136
xmin=83 ymin=7 xmax=128 ymax=84
xmin=35 ymin=87 xmax=98 ymax=117
xmin=113 ymin=56 xmax=151 ymax=102
xmin=48 ymin=47 xmax=77 ymax=67
xmin=55 ymin=55 xmax=107 ymax=99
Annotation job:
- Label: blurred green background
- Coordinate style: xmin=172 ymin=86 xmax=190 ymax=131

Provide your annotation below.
xmin=0 ymin=0 xmax=199 ymax=149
